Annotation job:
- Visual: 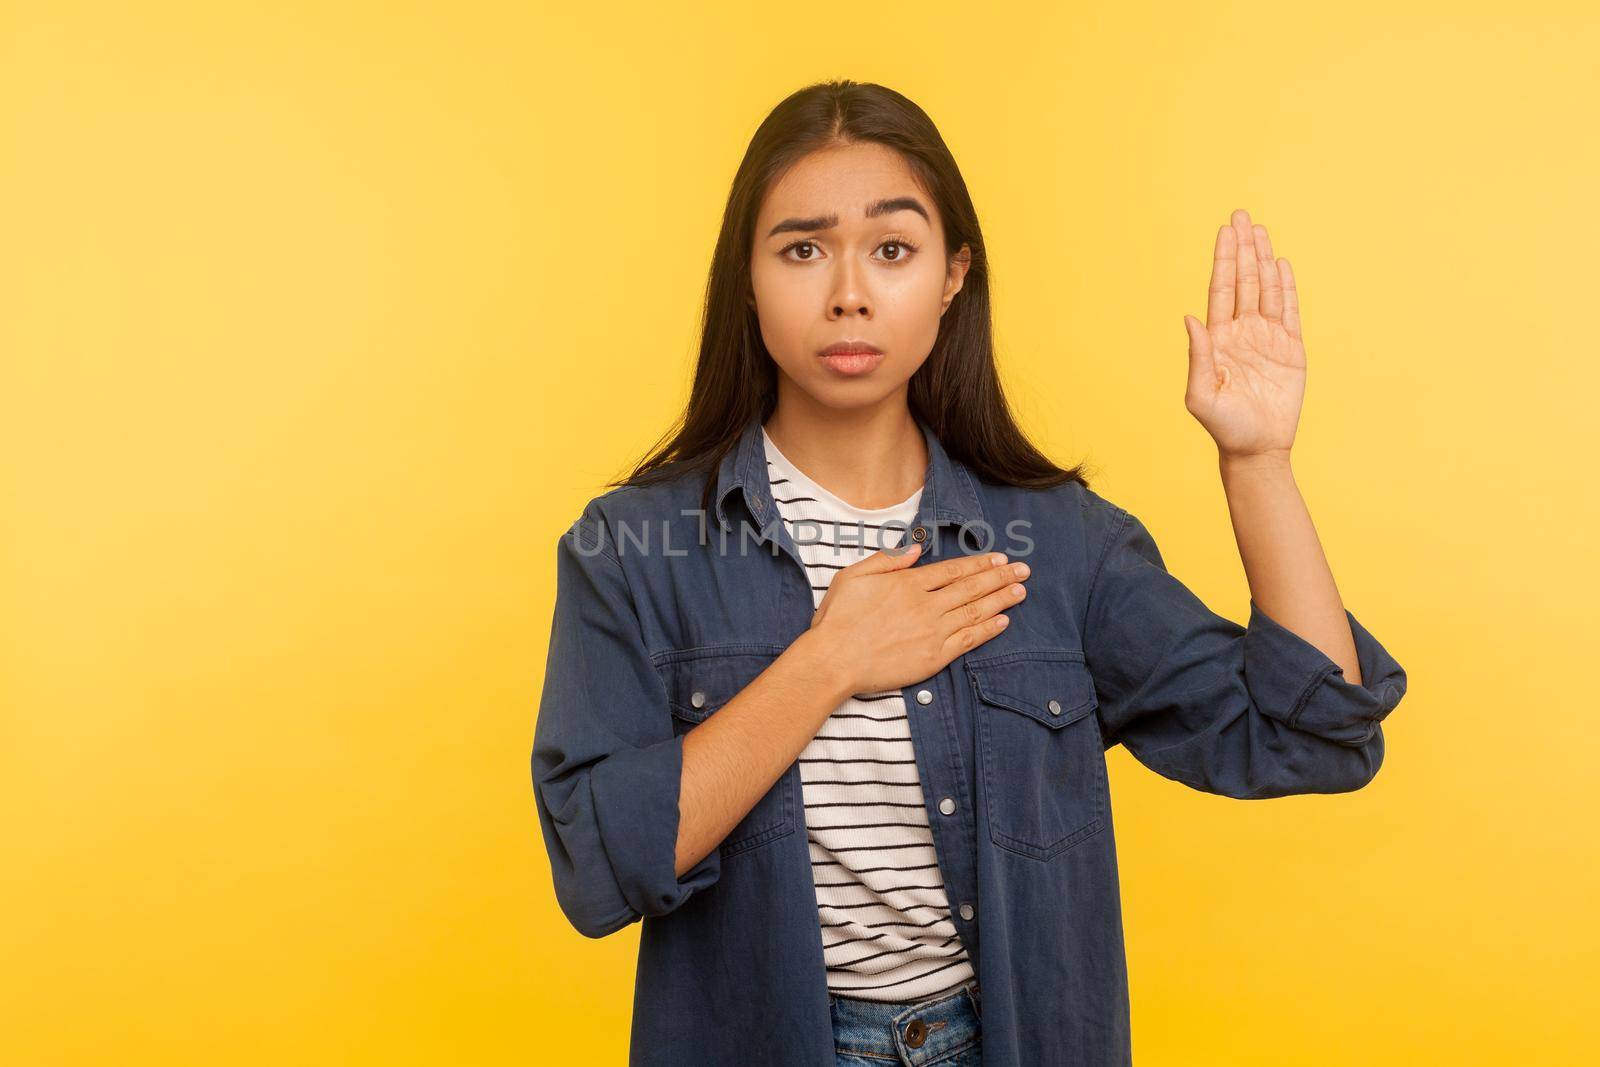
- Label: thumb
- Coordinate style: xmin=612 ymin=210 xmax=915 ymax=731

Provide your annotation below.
xmin=1184 ymin=314 xmax=1220 ymax=392
xmin=852 ymin=539 xmax=922 ymax=574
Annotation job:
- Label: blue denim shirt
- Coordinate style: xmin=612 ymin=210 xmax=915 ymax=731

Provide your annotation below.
xmin=531 ymin=411 xmax=1407 ymax=1065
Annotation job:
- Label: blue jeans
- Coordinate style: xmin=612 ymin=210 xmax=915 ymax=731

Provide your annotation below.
xmin=829 ymin=982 xmax=982 ymax=1066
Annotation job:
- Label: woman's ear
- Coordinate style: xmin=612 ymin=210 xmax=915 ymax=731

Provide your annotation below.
xmin=941 ymin=243 xmax=973 ymax=315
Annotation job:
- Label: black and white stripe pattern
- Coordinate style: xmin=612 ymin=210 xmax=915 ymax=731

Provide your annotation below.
xmin=763 ymin=427 xmax=976 ymax=1004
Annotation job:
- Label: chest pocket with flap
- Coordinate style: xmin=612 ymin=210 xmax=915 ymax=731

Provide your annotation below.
xmin=965 ymin=649 xmax=1108 ymax=861
xmin=657 ymin=644 xmax=795 ymax=859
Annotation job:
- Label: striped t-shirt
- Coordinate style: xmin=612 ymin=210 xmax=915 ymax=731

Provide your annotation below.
xmin=762 ymin=426 xmax=976 ymax=1004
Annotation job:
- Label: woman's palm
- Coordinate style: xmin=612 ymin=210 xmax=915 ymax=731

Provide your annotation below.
xmin=1181 ymin=209 xmax=1307 ymax=459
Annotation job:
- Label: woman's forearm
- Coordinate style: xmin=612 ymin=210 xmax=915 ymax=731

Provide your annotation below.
xmin=674 ymin=629 xmax=854 ymax=878
xmin=1217 ymin=449 xmax=1363 ymax=685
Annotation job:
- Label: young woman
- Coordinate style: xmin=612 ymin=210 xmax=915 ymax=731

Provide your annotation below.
xmin=532 ymin=79 xmax=1406 ymax=1067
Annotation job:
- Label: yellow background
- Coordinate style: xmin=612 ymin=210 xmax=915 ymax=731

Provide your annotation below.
xmin=3 ymin=1 xmax=1595 ymax=1063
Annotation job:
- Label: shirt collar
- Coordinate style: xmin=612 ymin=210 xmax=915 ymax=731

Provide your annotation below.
xmin=712 ymin=410 xmax=986 ymax=536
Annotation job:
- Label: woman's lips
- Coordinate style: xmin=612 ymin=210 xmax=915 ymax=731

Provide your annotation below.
xmin=818 ymin=350 xmax=885 ymax=376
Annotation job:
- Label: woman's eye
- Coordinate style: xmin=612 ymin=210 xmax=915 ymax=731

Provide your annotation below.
xmin=780 ymin=238 xmax=918 ymax=262
xmin=877 ymin=239 xmax=919 ymax=262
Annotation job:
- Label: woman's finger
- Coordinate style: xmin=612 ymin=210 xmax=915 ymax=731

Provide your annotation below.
xmin=913 ymin=548 xmax=1006 ymax=592
xmin=1233 ymin=209 xmax=1259 ymax=317
xmin=942 ymin=579 xmax=1028 ymax=636
xmin=1206 ymin=224 xmax=1236 ymax=328
xmin=932 ymin=558 xmax=1030 ymax=615
xmin=849 ymin=540 xmax=921 ymax=575
xmin=1184 ymin=314 xmax=1214 ymax=395
xmin=1254 ymin=224 xmax=1283 ymax=322
xmin=942 ymin=613 xmax=1010 ymax=662
xmin=1279 ymin=257 xmax=1302 ymax=339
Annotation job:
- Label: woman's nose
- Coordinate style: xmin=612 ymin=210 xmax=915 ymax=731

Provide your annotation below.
xmin=828 ymin=262 xmax=871 ymax=318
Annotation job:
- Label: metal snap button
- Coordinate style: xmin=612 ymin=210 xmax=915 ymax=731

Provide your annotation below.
xmin=691 ymin=690 xmax=707 ymax=709
xmin=910 ymin=526 xmax=927 ymax=542
xmin=904 ymin=1018 xmax=928 ymax=1047
xmin=939 ymin=797 xmax=956 ymax=815
xmin=959 ymin=902 xmax=975 ymax=921
xmin=915 ymin=689 xmax=933 ymax=705
xmin=1047 ymin=698 xmax=1062 ymax=716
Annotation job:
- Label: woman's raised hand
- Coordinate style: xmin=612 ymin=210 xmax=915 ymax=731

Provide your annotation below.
xmin=808 ymin=543 xmax=1030 ymax=696
xmin=1181 ymin=208 xmax=1308 ymax=462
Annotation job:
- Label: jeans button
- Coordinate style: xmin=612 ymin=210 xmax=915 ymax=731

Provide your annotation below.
xmin=904 ymin=1018 xmax=928 ymax=1047
xmin=939 ymin=796 xmax=956 ymax=815
xmin=959 ymin=902 xmax=975 ymax=921
xmin=915 ymin=688 xmax=933 ymax=705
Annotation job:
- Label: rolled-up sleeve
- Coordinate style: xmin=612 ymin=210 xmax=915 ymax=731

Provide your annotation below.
xmin=531 ymin=508 xmax=722 ymax=938
xmin=1082 ymin=503 xmax=1407 ymax=799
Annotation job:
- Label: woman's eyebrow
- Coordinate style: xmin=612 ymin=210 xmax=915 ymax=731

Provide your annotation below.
xmin=765 ymin=196 xmax=930 ymax=238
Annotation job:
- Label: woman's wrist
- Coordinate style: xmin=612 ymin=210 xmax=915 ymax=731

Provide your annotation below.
xmin=1217 ymin=446 xmax=1293 ymax=474
xmin=1218 ymin=447 xmax=1295 ymax=490
xmin=785 ymin=627 xmax=860 ymax=709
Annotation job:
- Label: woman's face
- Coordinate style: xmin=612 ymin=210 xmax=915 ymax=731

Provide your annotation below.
xmin=749 ymin=141 xmax=970 ymax=410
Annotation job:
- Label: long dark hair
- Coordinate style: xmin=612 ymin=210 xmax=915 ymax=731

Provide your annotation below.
xmin=610 ymin=78 xmax=1090 ymax=511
